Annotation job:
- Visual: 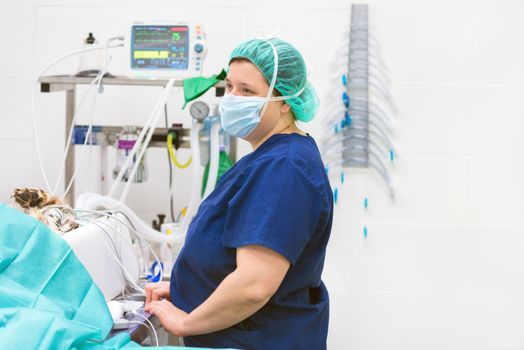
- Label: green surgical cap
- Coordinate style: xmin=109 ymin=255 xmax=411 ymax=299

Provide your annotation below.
xmin=229 ymin=38 xmax=320 ymax=122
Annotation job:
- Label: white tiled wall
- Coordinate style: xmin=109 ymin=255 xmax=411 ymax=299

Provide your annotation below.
xmin=1 ymin=0 xmax=523 ymax=349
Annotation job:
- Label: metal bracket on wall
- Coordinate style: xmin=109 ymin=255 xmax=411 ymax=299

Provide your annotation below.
xmin=320 ymin=3 xmax=396 ymax=200
xmin=343 ymin=4 xmax=370 ymax=169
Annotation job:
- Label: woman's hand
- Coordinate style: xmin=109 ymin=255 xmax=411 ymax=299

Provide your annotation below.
xmin=144 ymin=299 xmax=189 ymax=337
xmin=160 ymin=245 xmax=289 ymax=337
xmin=144 ymin=282 xmax=189 ymax=336
xmin=145 ymin=281 xmax=171 ymax=304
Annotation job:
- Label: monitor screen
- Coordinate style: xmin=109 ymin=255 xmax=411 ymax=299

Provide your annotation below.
xmin=131 ymin=25 xmax=190 ymax=70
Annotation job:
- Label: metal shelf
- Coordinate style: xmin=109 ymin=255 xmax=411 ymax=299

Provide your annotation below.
xmin=39 ymin=74 xmax=226 ymax=92
xmin=38 ymin=74 xmax=230 ymax=204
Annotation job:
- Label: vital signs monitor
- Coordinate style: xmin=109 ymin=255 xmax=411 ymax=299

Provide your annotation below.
xmin=127 ymin=21 xmax=206 ymax=77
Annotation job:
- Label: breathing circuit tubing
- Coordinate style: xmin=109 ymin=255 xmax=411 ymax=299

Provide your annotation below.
xmin=202 ymin=119 xmax=221 ymax=199
xmin=167 ymin=133 xmax=192 ymax=169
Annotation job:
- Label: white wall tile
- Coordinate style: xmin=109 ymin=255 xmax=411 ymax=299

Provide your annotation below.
xmin=330 ymin=153 xmax=521 ymax=230
xmin=328 ymin=288 xmax=524 ymax=350
xmin=245 ymin=7 xmax=350 ymax=81
xmin=34 ymin=0 xmax=248 ymax=8
xmin=389 ymin=84 xmax=522 ymax=156
xmin=324 ymin=222 xmax=524 ymax=293
xmin=0 ymin=76 xmax=35 ymax=140
xmin=30 ymin=139 xmax=65 ymax=194
xmin=470 ymin=10 xmax=524 ymax=86
xmin=0 ymin=6 xmax=36 ymax=75
xmin=373 ymin=10 xmax=474 ymax=84
xmin=0 ymin=140 xmax=34 ymax=202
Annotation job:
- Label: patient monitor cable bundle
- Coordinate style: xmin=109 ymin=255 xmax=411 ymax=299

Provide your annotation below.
xmin=32 ymin=37 xmax=125 ymax=198
xmin=75 ymin=210 xmax=162 ymax=344
xmin=71 ymin=207 xmax=164 ymax=286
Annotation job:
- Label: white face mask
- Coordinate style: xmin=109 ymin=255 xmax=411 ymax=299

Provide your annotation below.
xmin=219 ymin=41 xmax=305 ymax=138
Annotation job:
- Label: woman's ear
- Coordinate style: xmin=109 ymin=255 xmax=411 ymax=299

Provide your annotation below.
xmin=280 ymin=102 xmax=291 ymax=115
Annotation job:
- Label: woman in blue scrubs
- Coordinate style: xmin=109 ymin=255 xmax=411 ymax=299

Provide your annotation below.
xmin=145 ymin=38 xmax=333 ymax=349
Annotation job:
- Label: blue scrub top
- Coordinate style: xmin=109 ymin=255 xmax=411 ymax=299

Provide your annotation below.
xmin=170 ymin=133 xmax=333 ymax=349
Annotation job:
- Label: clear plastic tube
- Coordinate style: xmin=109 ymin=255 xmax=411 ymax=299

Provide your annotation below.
xmin=108 ymin=78 xmax=175 ymax=199
xmin=178 ymin=121 xmax=203 ymax=237
xmin=74 ymin=193 xmax=178 ymax=245
xmin=119 ymin=79 xmax=177 ymax=203
xmin=202 ymin=120 xmax=221 ymax=199
xmin=32 ymin=42 xmax=123 ymax=193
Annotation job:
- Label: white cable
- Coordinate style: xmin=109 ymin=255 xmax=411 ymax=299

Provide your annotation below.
xmin=130 ymin=313 xmax=159 ymax=346
xmin=61 ymin=77 xmax=102 ymax=199
xmin=88 ymin=218 xmax=143 ymax=280
xmin=61 ymin=38 xmax=125 ymax=199
xmin=75 ymin=193 xmax=180 ymax=244
xmin=32 ymin=42 xmax=124 ymax=193
xmin=54 ymin=204 xmax=163 ymax=280
xmin=76 ymin=213 xmax=147 ymax=279
xmin=108 ymin=83 xmax=168 ymax=197
xmin=89 ymin=222 xmax=141 ymax=294
xmin=119 ymin=78 xmax=177 ymax=203
xmin=82 ymin=220 xmax=153 ymax=291
xmin=89 ymin=221 xmax=145 ymax=294
xmin=65 ymin=207 xmax=163 ymax=283
xmin=102 ymin=212 xmax=163 ymax=283
xmin=108 ymin=78 xmax=175 ymax=199
xmin=84 ymin=130 xmax=94 ymax=194
xmin=104 ymin=209 xmax=149 ymax=277
xmin=52 ymin=71 xmax=103 ymax=196
xmin=74 ymin=197 xmax=151 ymax=276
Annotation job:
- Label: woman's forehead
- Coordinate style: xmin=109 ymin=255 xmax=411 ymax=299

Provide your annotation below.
xmin=227 ymin=60 xmax=268 ymax=88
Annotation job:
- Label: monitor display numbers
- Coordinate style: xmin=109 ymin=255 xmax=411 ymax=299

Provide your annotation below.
xmin=131 ymin=25 xmax=190 ymax=70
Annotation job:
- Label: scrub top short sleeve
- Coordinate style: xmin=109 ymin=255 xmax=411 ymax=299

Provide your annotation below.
xmin=222 ymin=156 xmax=323 ymax=265
xmin=171 ymin=134 xmax=333 ymax=350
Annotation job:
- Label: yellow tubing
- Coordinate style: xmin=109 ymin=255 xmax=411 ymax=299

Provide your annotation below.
xmin=167 ymin=133 xmax=192 ymax=169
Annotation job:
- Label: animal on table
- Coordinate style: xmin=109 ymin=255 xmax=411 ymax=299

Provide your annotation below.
xmin=11 ymin=188 xmax=79 ymax=234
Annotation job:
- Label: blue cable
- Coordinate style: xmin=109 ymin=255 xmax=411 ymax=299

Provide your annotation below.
xmin=146 ymin=261 xmax=164 ymax=283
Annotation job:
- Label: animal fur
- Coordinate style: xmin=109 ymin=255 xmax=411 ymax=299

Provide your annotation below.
xmin=11 ymin=188 xmax=79 ymax=234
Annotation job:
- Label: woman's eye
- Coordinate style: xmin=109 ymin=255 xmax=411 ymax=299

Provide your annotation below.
xmin=242 ymin=88 xmax=253 ymax=95
xmin=226 ymin=84 xmax=233 ymax=91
